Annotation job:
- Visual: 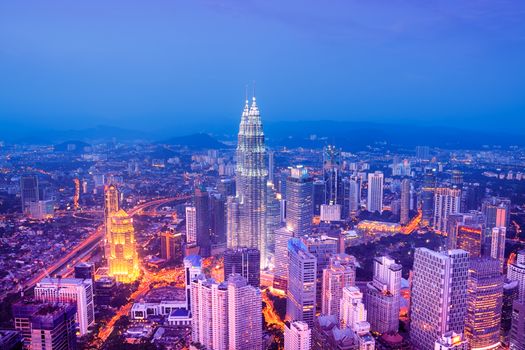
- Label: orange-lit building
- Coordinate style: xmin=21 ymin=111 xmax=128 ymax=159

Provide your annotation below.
xmin=108 ymin=209 xmax=140 ymax=283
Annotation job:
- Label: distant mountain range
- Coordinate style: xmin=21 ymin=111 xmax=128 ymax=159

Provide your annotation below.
xmin=1 ymin=121 xmax=523 ymax=150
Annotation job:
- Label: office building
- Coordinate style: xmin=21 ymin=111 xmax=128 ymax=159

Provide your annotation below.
xmin=185 ymin=206 xmax=197 ymax=245
xmin=410 ymin=248 xmax=469 ymax=350
xmin=13 ymin=301 xmax=77 ymax=350
xmin=223 ymin=247 xmax=260 ymax=287
xmin=284 ymin=321 xmax=311 ymax=350
xmin=286 ymin=238 xmax=317 ymax=327
xmin=217 ymin=178 xmax=236 ymax=198
xmin=286 ymin=166 xmax=313 ymax=236
xmin=160 ymin=228 xmax=183 ymax=265
xmin=313 ymin=180 xmax=325 ymax=216
xmin=482 ymin=197 xmax=511 ymax=229
xmin=235 ymin=96 xmax=268 ymax=268
xmin=227 ymin=274 xmax=262 ymax=350
xmin=266 ymin=182 xmax=282 ymax=258
xmin=345 ymin=177 xmax=360 ymax=217
xmin=107 ymin=209 xmax=139 ymax=283
xmin=465 ymin=258 xmax=503 ymax=350
xmin=400 ymin=179 xmax=410 ymax=225
xmin=305 ymin=236 xmax=338 ymax=310
xmin=74 ymin=262 xmax=94 ymax=280
xmin=367 ymin=171 xmax=384 ymax=213
xmin=104 ymin=184 xmax=119 ymax=259
xmin=321 ymin=254 xmax=356 ymax=319
xmin=501 ymin=280 xmax=519 ymax=346
xmin=273 ymin=227 xmax=294 ymax=292
xmin=416 ymin=146 xmax=430 ymax=161
xmin=323 ymin=145 xmax=342 ymax=207
xmin=490 ymin=227 xmax=506 ymax=272
xmin=194 ymin=185 xmax=211 ymax=257
xmin=35 ymin=277 xmax=95 ymax=336
xmin=507 ymin=250 xmax=525 ymax=302
xmin=20 ymin=175 xmax=39 ymax=214
xmin=422 ymin=169 xmax=436 ymax=226
xmin=365 ymin=256 xmax=402 ymax=334
xmin=320 ymin=204 xmax=341 ymax=222
xmin=433 ymin=187 xmax=461 ymax=233
xmin=210 ymin=192 xmax=226 ymax=244
xmin=510 ymin=300 xmax=525 ymax=349
xmin=225 ymin=196 xmax=240 ymax=249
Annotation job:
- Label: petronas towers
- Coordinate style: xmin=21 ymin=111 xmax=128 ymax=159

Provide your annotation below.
xmin=227 ymin=95 xmax=268 ymax=268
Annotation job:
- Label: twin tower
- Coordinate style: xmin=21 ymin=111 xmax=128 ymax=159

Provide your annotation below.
xmin=227 ymin=96 xmax=269 ymax=268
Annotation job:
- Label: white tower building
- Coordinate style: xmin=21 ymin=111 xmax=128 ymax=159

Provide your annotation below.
xmin=367 ymin=171 xmax=384 ymax=213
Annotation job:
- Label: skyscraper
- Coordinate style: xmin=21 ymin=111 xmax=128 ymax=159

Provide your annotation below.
xmin=323 ymin=145 xmax=342 ymax=207
xmin=491 ymin=227 xmax=507 ymax=272
xmin=194 ymin=185 xmax=211 ymax=257
xmin=34 ymin=277 xmax=95 ymax=336
xmin=284 ymin=321 xmax=311 ymax=350
xmin=345 ymin=177 xmax=360 ymax=217
xmin=20 ymin=175 xmax=39 ymax=214
xmin=400 ymin=179 xmax=410 ymax=225
xmin=225 ymin=197 xmax=240 ymax=249
xmin=273 ymin=227 xmax=294 ymax=292
xmin=160 ymin=228 xmax=183 ymax=265
xmin=227 ymin=274 xmax=263 ymax=350
xmin=286 ymin=238 xmax=317 ymax=327
xmin=421 ymin=168 xmax=436 ymax=226
xmin=365 ymin=256 xmax=402 ymax=334
xmin=482 ymin=197 xmax=511 ymax=230
xmin=367 ymin=171 xmax=384 ymax=213
xmin=465 ymin=258 xmax=504 ymax=350
xmin=104 ymin=184 xmax=119 ymax=259
xmin=507 ymin=249 xmax=525 ymax=302
xmin=234 ymin=96 xmax=268 ymax=268
xmin=433 ymin=187 xmax=461 ymax=233
xmin=340 ymin=286 xmax=375 ymax=348
xmin=268 ymin=150 xmax=275 ymax=185
xmin=501 ymin=280 xmax=519 ymax=347
xmin=184 ymin=255 xmax=202 ymax=311
xmin=321 ymin=254 xmax=356 ymax=319
xmin=107 ymin=209 xmax=139 ymax=283
xmin=223 ymin=247 xmax=260 ymax=287
xmin=210 ymin=192 xmax=226 ymax=244
xmin=286 ymin=166 xmax=313 ymax=236
xmin=266 ymin=182 xmax=281 ymax=259
xmin=312 ymin=180 xmax=325 ymax=216
xmin=304 ymin=236 xmax=338 ymax=310
xmin=510 ymin=300 xmax=525 ymax=350
xmin=185 ymin=206 xmax=197 ymax=245
xmin=410 ymin=248 xmax=469 ymax=350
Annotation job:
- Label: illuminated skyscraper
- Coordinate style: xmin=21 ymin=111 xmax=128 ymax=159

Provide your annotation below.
xmin=104 ymin=184 xmax=119 ymax=259
xmin=433 ymin=187 xmax=461 ymax=233
xmin=185 ymin=206 xmax=197 ymax=245
xmin=286 ymin=166 xmax=313 ymax=236
xmin=160 ymin=228 xmax=183 ymax=265
xmin=501 ymin=280 xmax=519 ymax=347
xmin=410 ymin=248 xmax=469 ymax=350
xmin=365 ymin=256 xmax=402 ymax=334
xmin=491 ymin=227 xmax=507 ymax=272
xmin=304 ymin=236 xmax=338 ymax=310
xmin=367 ymin=171 xmax=384 ymax=213
xmin=421 ymin=168 xmax=436 ymax=226
xmin=465 ymin=258 xmax=503 ymax=350
xmin=223 ymin=247 xmax=260 ymax=287
xmin=273 ymin=227 xmax=294 ymax=292
xmin=400 ymin=179 xmax=410 ymax=225
xmin=286 ymin=238 xmax=317 ymax=327
xmin=510 ymin=300 xmax=525 ymax=349
xmin=507 ymin=249 xmax=525 ymax=302
xmin=107 ymin=209 xmax=139 ymax=283
xmin=482 ymin=197 xmax=511 ymax=229
xmin=321 ymin=254 xmax=356 ymax=319
xmin=234 ymin=96 xmax=268 ymax=267
xmin=194 ymin=185 xmax=211 ymax=257
xmin=323 ymin=145 xmax=342 ymax=206
xmin=20 ymin=175 xmax=39 ymax=214
xmin=266 ymin=181 xmax=281 ymax=259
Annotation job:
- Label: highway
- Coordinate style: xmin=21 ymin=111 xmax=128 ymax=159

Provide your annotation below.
xmin=22 ymin=196 xmax=188 ymax=292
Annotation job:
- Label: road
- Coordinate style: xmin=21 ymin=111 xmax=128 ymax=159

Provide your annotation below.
xmin=23 ymin=196 xmax=187 ymax=291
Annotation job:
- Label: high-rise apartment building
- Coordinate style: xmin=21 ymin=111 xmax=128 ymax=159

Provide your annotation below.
xmin=286 ymin=238 xmax=317 ymax=327
xmin=223 ymin=247 xmax=260 ymax=287
xmin=286 ymin=166 xmax=313 ymax=236
xmin=321 ymin=254 xmax=356 ymax=319
xmin=234 ymin=96 xmax=268 ymax=268
xmin=433 ymin=187 xmax=461 ymax=233
xmin=227 ymin=274 xmax=263 ymax=350
xmin=185 ymin=206 xmax=197 ymax=245
xmin=35 ymin=277 xmax=95 ymax=336
xmin=284 ymin=321 xmax=311 ymax=350
xmin=340 ymin=286 xmax=375 ymax=348
xmin=367 ymin=171 xmax=384 ymax=213
xmin=107 ymin=209 xmax=139 ymax=283
xmin=410 ymin=248 xmax=469 ymax=350
xmin=491 ymin=227 xmax=507 ymax=272
xmin=465 ymin=258 xmax=504 ymax=350
xmin=365 ymin=256 xmax=402 ymax=334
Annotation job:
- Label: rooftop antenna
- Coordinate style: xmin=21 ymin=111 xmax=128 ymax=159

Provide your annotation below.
xmin=252 ymin=80 xmax=256 ymax=100
xmin=245 ymin=84 xmax=248 ymax=104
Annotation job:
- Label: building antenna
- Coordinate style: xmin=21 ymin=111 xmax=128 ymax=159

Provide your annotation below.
xmin=252 ymin=80 xmax=256 ymax=100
